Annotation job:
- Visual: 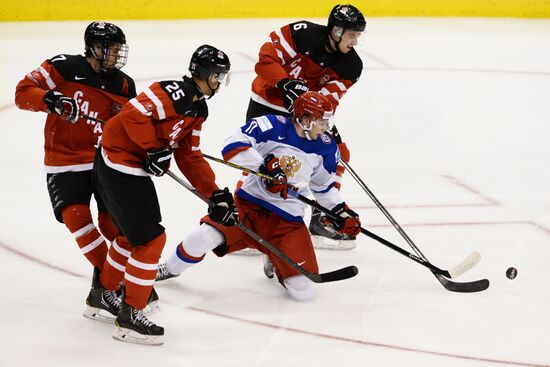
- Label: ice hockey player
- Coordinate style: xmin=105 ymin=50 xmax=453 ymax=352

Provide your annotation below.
xmin=14 ymin=22 xmax=137 ymax=320
xmin=93 ymin=44 xmax=236 ymax=345
xmin=245 ymin=4 xmax=366 ymax=250
xmin=156 ymin=91 xmax=362 ymax=302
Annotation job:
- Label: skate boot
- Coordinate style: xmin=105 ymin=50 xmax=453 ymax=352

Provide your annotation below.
xmin=155 ymin=262 xmax=178 ymax=282
xmin=263 ymin=254 xmax=274 ymax=279
xmin=113 ymin=303 xmax=164 ymax=346
xmin=144 ymin=287 xmax=160 ymax=316
xmin=83 ymin=267 xmax=122 ymax=323
xmin=309 ymin=208 xmax=356 ymax=250
xmin=118 ymin=284 xmax=161 ymax=316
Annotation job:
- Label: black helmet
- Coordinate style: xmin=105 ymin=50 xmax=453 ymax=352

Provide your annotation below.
xmin=328 ymin=4 xmax=366 ymax=32
xmin=84 ymin=21 xmax=128 ymax=72
xmin=189 ymin=44 xmax=231 ymax=82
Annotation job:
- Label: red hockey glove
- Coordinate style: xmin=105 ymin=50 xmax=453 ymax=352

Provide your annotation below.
xmin=328 ymin=202 xmax=361 ymax=237
xmin=44 ymin=90 xmax=80 ymax=123
xmin=144 ymin=147 xmax=172 ymax=177
xmin=259 ymin=154 xmax=289 ymax=200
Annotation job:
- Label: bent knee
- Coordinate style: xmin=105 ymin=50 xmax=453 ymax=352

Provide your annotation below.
xmin=284 ymin=275 xmax=316 ymax=301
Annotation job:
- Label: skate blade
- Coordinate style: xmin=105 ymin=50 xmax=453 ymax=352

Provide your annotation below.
xmin=143 ymin=300 xmax=161 ymax=317
xmin=230 ymin=248 xmax=262 ymax=256
xmin=312 ymin=235 xmax=356 ymax=250
xmin=113 ymin=327 xmax=164 ymax=346
xmin=83 ymin=306 xmax=117 ymax=324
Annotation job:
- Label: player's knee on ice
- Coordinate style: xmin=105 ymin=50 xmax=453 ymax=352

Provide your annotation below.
xmin=184 ymin=224 xmax=224 ymax=257
xmin=284 ymin=275 xmax=316 ymax=301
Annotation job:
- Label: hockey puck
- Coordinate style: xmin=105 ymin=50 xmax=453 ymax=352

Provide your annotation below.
xmin=506 ymin=267 xmax=517 ymax=279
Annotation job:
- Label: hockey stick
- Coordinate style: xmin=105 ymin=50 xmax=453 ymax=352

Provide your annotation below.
xmin=202 ymin=154 xmax=482 ymax=280
xmin=341 ymin=160 xmax=489 ymax=292
xmin=80 ymin=114 xmax=105 ymax=124
xmin=166 ymin=170 xmax=358 ymax=283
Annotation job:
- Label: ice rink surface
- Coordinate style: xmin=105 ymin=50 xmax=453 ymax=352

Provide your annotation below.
xmin=1 ymin=17 xmax=549 ymax=367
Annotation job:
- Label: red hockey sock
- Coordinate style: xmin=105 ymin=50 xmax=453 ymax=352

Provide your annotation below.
xmin=97 ymin=212 xmax=119 ymax=242
xmin=100 ymin=236 xmax=132 ymax=291
xmin=124 ymin=232 xmax=166 ymax=309
xmin=62 ymin=204 xmax=107 ymax=269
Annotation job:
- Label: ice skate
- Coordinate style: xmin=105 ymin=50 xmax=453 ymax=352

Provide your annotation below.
xmin=309 ymin=208 xmax=356 ymax=250
xmin=263 ymin=254 xmax=274 ymax=279
xmin=83 ymin=267 xmax=122 ymax=323
xmin=155 ymin=262 xmax=178 ymax=282
xmin=113 ymin=303 xmax=164 ymax=346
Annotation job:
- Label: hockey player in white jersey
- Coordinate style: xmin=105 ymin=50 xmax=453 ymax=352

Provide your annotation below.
xmin=156 ymin=91 xmax=361 ymax=300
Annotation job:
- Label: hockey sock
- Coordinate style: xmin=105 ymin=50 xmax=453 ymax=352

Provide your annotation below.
xmin=124 ymin=232 xmax=166 ymax=309
xmin=62 ymin=204 xmax=108 ymax=269
xmin=165 ymin=224 xmax=223 ymax=275
xmin=100 ymin=237 xmax=132 ymax=291
xmin=97 ymin=212 xmax=119 ymax=242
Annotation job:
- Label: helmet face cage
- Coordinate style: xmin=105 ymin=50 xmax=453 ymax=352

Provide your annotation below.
xmin=328 ymin=4 xmax=366 ymax=33
xmin=84 ymin=22 xmax=128 ymax=72
xmin=189 ymin=45 xmax=231 ymax=87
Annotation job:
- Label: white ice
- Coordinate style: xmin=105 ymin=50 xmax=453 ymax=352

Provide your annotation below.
xmin=1 ymin=18 xmax=549 ymax=367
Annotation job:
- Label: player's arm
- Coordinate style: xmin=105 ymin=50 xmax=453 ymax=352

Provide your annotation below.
xmin=221 ymin=116 xmax=278 ymax=169
xmin=15 ymin=56 xmax=79 ymax=122
xmin=255 ymin=24 xmax=299 ymax=86
xmin=318 ymin=77 xmax=356 ymax=110
xmin=310 ymin=148 xmax=361 ymax=236
xmin=118 ymin=83 xmax=170 ymax=152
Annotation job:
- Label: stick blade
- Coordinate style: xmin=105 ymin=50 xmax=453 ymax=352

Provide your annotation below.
xmin=448 ymin=251 xmax=481 ymax=278
xmin=436 ymin=275 xmax=490 ymax=293
xmin=309 ymin=266 xmax=359 ymax=283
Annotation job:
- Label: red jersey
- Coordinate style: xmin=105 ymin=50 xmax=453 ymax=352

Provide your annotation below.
xmin=15 ymin=54 xmax=135 ymax=173
xmin=251 ymin=21 xmax=363 ymax=112
xmin=100 ymin=77 xmax=219 ymax=198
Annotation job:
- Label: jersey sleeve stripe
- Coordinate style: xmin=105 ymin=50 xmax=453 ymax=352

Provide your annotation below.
xmin=39 ymin=66 xmax=56 ymax=90
xmin=275 ymin=28 xmax=297 ymax=58
xmin=26 ymin=72 xmax=40 ymax=86
xmin=192 ymin=129 xmax=201 ymax=136
xmin=129 ymin=98 xmax=153 ymax=116
xmin=319 ymin=88 xmax=341 ymax=101
xmin=326 ymin=80 xmax=347 ymax=91
xmin=275 ymin=49 xmax=286 ymax=65
xmin=144 ymin=87 xmax=166 ymax=120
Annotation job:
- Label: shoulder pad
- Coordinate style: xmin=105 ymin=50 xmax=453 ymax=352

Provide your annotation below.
xmin=289 ymin=22 xmax=326 ymax=55
xmin=332 ymin=50 xmax=363 ymax=82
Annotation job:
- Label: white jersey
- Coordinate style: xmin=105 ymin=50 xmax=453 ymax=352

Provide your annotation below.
xmin=221 ymin=114 xmax=342 ymax=222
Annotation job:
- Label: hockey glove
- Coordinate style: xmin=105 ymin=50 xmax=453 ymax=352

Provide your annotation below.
xmin=276 ymin=78 xmax=309 ymax=113
xmin=327 ymin=202 xmax=361 ymax=237
xmin=44 ymin=90 xmax=80 ymax=124
xmin=144 ymin=148 xmax=172 ymax=177
xmin=259 ymin=154 xmax=289 ymax=200
xmin=208 ymin=188 xmax=238 ymax=226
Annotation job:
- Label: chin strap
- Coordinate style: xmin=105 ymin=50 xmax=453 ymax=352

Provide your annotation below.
xmin=296 ymin=117 xmax=315 ymax=140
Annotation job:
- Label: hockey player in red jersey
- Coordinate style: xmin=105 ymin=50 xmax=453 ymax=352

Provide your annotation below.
xmin=14 ymin=22 xmax=136 ymax=319
xmin=155 ymin=92 xmax=362 ymax=301
xmin=246 ymin=4 xmax=366 ymax=250
xmin=93 ymin=45 xmax=237 ymax=345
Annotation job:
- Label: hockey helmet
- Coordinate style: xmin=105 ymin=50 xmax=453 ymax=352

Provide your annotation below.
xmin=293 ymin=91 xmax=334 ymax=121
xmin=328 ymin=4 xmax=366 ymax=32
xmin=189 ymin=45 xmax=231 ymax=86
xmin=84 ymin=21 xmax=128 ymax=71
